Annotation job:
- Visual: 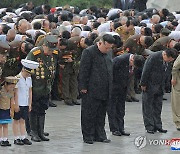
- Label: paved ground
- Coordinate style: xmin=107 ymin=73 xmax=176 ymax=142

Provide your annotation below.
xmin=0 ymin=93 xmax=180 ymax=154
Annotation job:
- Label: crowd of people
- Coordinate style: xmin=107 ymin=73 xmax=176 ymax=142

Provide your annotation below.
xmin=0 ymin=0 xmax=179 ymax=146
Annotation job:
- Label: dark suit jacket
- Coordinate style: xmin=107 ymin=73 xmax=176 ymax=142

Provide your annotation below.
xmin=132 ymin=0 xmax=147 ymax=12
xmin=112 ymin=53 xmax=131 ymax=93
xmin=33 ymin=6 xmax=43 ymax=15
xmin=140 ymin=51 xmax=169 ymax=92
xmin=79 ymin=44 xmax=113 ymax=100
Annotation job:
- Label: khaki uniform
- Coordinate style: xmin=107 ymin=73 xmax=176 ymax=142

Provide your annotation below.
xmin=171 ymin=55 xmax=180 ymax=129
xmin=59 ymin=37 xmax=81 ymax=104
xmin=115 ymin=26 xmax=135 ymax=43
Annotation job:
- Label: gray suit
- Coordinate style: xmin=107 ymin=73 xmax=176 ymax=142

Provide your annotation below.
xmin=140 ymin=51 xmax=169 ymax=131
xmin=79 ymin=44 xmax=113 ymax=142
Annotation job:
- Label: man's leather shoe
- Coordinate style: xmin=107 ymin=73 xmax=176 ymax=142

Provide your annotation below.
xmin=157 ymin=128 xmax=167 ymax=133
xmin=73 ymin=101 xmax=81 ymax=105
xmin=14 ymin=139 xmax=24 ymax=145
xmin=120 ymin=131 xmax=130 ymax=136
xmin=147 ymin=130 xmax=154 ymax=134
xmin=65 ymin=101 xmax=74 ymax=106
xmin=49 ymin=101 xmax=57 ymax=107
xmin=94 ymin=139 xmax=111 ymax=143
xmin=44 ymin=132 xmax=49 ymax=136
xmin=126 ymin=98 xmax=133 ymax=102
xmin=131 ymin=97 xmax=139 ymax=102
xmin=177 ymin=128 xmax=180 ymax=131
xmin=163 ymin=97 xmax=167 ymax=101
xmin=112 ymin=131 xmax=121 ymax=136
xmin=84 ymin=140 xmax=93 ymax=144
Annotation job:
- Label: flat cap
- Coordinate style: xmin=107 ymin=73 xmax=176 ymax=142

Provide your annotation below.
xmin=21 ymin=59 xmax=39 ymax=74
xmin=5 ymin=76 xmax=19 ymax=84
xmin=0 ymin=41 xmax=10 ymax=54
xmin=44 ymin=35 xmax=58 ymax=50
xmin=160 ymin=28 xmax=171 ymax=36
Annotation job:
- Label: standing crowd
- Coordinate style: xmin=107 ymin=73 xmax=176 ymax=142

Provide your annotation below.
xmin=0 ymin=0 xmax=179 ymax=146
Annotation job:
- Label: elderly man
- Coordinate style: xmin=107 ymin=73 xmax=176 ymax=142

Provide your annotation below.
xmin=79 ymin=34 xmax=114 ymax=144
xmin=0 ymin=29 xmax=16 ymax=43
xmin=140 ymin=48 xmax=178 ymax=134
xmin=171 ymin=54 xmax=180 ymax=131
xmin=26 ymin=35 xmax=58 ymax=142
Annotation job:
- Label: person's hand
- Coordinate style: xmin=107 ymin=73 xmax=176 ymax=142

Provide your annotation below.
xmin=171 ymin=79 xmax=177 ymax=86
xmin=141 ymin=86 xmax=146 ymax=92
xmin=14 ymin=105 xmax=20 ymax=112
xmin=81 ymin=89 xmax=87 ymax=94
xmin=66 ymin=58 xmax=73 ymax=62
xmin=60 ymin=64 xmax=65 ymax=69
xmin=29 ymin=105 xmax=32 ymax=112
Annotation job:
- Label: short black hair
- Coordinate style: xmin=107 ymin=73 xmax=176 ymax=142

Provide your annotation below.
xmin=134 ymin=55 xmax=145 ymax=68
xmin=161 ymin=8 xmax=169 ymax=17
xmin=154 ymin=23 xmax=163 ymax=33
xmin=59 ymin=38 xmax=68 ymax=46
xmin=144 ymin=27 xmax=152 ymax=36
xmin=144 ymin=36 xmax=154 ymax=48
xmin=173 ymin=42 xmax=180 ymax=52
xmin=61 ymin=30 xmax=71 ymax=39
xmin=33 ymin=22 xmax=42 ymax=29
xmin=165 ymin=48 xmax=178 ymax=59
xmin=101 ymin=34 xmax=115 ymax=44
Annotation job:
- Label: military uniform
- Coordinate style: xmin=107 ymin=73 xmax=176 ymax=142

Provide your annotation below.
xmin=0 ymin=41 xmax=10 ymax=83
xmin=115 ymin=26 xmax=135 ymax=43
xmin=148 ymin=36 xmax=172 ymax=52
xmin=26 ymin=35 xmax=58 ymax=142
xmin=2 ymin=41 xmax=22 ymax=78
xmin=59 ymin=37 xmax=81 ymax=105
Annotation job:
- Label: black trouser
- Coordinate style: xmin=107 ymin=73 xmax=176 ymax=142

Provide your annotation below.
xmin=108 ymin=86 xmax=127 ymax=132
xmin=142 ymin=85 xmax=163 ymax=131
xmin=81 ymin=94 xmax=108 ymax=142
xmin=30 ymin=95 xmax=49 ymax=137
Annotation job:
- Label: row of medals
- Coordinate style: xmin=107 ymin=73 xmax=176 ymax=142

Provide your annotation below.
xmin=34 ymin=57 xmax=55 ymax=80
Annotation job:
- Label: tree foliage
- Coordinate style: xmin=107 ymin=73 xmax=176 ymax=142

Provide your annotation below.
xmin=0 ymin=0 xmax=112 ymax=10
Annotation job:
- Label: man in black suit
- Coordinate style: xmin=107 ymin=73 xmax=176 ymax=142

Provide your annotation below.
xmin=79 ymin=34 xmax=115 ymax=144
xmin=33 ymin=4 xmax=51 ymax=15
xmin=108 ymin=53 xmax=145 ymax=136
xmin=140 ymin=48 xmax=178 ymax=134
xmin=113 ymin=0 xmax=134 ymax=10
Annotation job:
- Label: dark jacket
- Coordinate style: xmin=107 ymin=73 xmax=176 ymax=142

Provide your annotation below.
xmin=140 ymin=51 xmax=169 ymax=92
xmin=132 ymin=0 xmax=147 ymax=12
xmin=33 ymin=6 xmax=43 ymax=15
xmin=79 ymin=44 xmax=113 ymax=100
xmin=112 ymin=53 xmax=131 ymax=93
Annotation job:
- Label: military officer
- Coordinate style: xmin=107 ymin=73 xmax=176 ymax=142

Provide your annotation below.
xmin=26 ymin=35 xmax=58 ymax=142
xmin=0 ymin=41 xmax=10 ymax=83
xmin=59 ymin=36 xmax=81 ymax=106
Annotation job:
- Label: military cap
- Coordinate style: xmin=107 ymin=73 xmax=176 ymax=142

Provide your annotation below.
xmin=0 ymin=41 xmax=10 ymax=54
xmin=21 ymin=59 xmax=39 ymax=74
xmin=9 ymin=41 xmax=21 ymax=50
xmin=160 ymin=28 xmax=171 ymax=36
xmin=5 ymin=76 xmax=19 ymax=84
xmin=44 ymin=35 xmax=58 ymax=50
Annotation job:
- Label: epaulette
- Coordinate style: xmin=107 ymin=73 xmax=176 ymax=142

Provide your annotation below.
xmin=15 ymin=74 xmax=21 ymax=79
xmin=53 ymin=50 xmax=58 ymax=55
xmin=116 ymin=27 xmax=122 ymax=32
xmin=33 ymin=50 xmax=41 ymax=56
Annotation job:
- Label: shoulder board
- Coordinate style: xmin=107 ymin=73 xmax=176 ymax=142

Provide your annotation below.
xmin=33 ymin=50 xmax=41 ymax=56
xmin=16 ymin=74 xmax=21 ymax=79
xmin=53 ymin=50 xmax=58 ymax=55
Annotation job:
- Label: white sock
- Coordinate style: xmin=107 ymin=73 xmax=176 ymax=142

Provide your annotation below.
xmin=15 ymin=136 xmax=19 ymax=140
xmin=21 ymin=135 xmax=26 ymax=140
xmin=0 ymin=138 xmax=3 ymax=141
xmin=3 ymin=137 xmax=7 ymax=141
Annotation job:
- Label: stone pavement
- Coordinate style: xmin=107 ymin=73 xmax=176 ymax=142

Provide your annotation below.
xmin=0 ymin=93 xmax=180 ymax=154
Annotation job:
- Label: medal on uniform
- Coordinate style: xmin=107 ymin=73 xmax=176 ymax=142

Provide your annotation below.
xmin=41 ymin=72 xmax=44 ymax=75
xmin=41 ymin=75 xmax=45 ymax=79
xmin=49 ymin=66 xmax=53 ymax=71
xmin=37 ymin=58 xmax=41 ymax=62
xmin=36 ymin=72 xmax=40 ymax=75
xmin=41 ymin=68 xmax=44 ymax=71
xmin=36 ymin=68 xmax=39 ymax=71
xmin=36 ymin=76 xmax=40 ymax=79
